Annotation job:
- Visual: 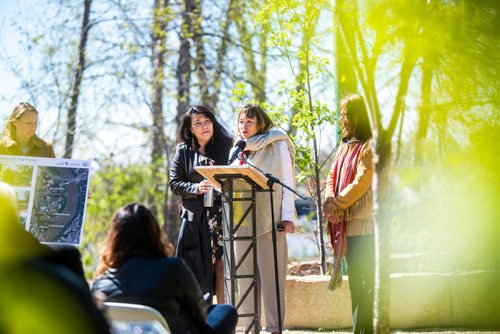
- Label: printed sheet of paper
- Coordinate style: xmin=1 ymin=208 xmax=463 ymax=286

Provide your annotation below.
xmin=0 ymin=155 xmax=90 ymax=245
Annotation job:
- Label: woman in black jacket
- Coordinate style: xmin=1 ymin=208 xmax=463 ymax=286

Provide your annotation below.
xmin=91 ymin=203 xmax=237 ymax=334
xmin=169 ymin=105 xmax=232 ymax=304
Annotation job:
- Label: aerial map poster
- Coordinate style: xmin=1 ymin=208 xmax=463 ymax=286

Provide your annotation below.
xmin=0 ymin=155 xmax=91 ymax=245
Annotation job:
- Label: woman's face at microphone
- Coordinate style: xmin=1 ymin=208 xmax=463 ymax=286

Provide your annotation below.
xmin=238 ymin=114 xmax=258 ymax=139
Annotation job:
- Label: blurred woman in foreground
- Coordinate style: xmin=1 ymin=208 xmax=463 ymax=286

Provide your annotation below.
xmin=0 ymin=181 xmax=110 ymax=334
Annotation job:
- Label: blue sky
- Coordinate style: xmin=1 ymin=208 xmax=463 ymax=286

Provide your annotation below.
xmin=0 ymin=0 xmax=35 ymax=120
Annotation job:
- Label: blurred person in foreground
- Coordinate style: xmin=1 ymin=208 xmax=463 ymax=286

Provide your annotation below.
xmin=0 ymin=102 xmax=55 ymax=157
xmin=232 ymin=103 xmax=296 ymax=334
xmin=169 ymin=105 xmax=233 ymax=304
xmin=323 ymin=94 xmax=375 ymax=334
xmin=0 ymin=181 xmax=110 ymax=334
xmin=91 ymin=203 xmax=238 ymax=334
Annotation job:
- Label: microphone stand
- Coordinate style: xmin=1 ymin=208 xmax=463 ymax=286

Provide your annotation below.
xmin=238 ymin=155 xmax=306 ymax=334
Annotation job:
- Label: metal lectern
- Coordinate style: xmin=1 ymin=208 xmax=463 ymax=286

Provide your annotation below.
xmin=195 ymin=165 xmax=270 ymax=334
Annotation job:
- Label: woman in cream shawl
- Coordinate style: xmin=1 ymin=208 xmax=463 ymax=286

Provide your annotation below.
xmin=232 ymin=104 xmax=295 ymax=334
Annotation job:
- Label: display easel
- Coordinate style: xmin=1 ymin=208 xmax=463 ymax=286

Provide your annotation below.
xmin=196 ymin=165 xmax=270 ymax=334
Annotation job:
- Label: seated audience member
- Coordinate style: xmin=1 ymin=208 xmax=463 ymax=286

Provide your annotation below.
xmin=91 ymin=203 xmax=238 ymax=334
xmin=45 ymin=243 xmax=86 ymax=281
xmin=0 ymin=181 xmax=110 ymax=334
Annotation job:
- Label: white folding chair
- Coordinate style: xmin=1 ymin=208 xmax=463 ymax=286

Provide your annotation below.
xmin=104 ymin=302 xmax=171 ymax=334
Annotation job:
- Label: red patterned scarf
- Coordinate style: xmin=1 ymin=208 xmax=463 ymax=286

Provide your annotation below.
xmin=239 ymin=151 xmax=250 ymax=165
xmin=328 ymin=140 xmax=365 ymax=290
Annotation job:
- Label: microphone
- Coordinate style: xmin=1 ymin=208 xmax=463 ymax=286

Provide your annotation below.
xmin=227 ymin=140 xmax=246 ymax=164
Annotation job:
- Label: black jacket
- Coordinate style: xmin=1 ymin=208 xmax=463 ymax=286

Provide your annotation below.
xmin=91 ymin=256 xmax=208 ymax=334
xmin=169 ymin=143 xmax=209 ymax=225
xmin=169 ymin=143 xmax=214 ymax=296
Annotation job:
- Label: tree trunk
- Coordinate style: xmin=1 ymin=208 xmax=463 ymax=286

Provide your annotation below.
xmin=304 ymin=38 xmax=327 ymax=274
xmin=372 ymin=131 xmax=392 ymax=334
xmin=334 ymin=0 xmax=357 ymax=142
xmin=373 ymin=47 xmax=417 ymax=334
xmin=175 ymin=0 xmax=194 ymax=123
xmin=288 ymin=4 xmax=320 ymax=137
xmin=64 ymin=0 xmax=92 ymax=158
xmin=191 ymin=0 xmax=209 ymax=104
xmin=164 ymin=147 xmax=179 ymax=246
xmin=192 ymin=0 xmax=235 ymax=111
xmin=335 ymin=2 xmax=420 ymax=332
xmin=414 ymin=59 xmax=432 ymax=165
xmin=234 ymin=1 xmax=267 ymax=102
xmin=149 ymin=0 xmax=170 ymax=218
xmin=209 ymin=0 xmax=236 ymax=109
xmin=151 ymin=0 xmax=169 ymax=161
xmin=257 ymin=1 xmax=269 ymax=103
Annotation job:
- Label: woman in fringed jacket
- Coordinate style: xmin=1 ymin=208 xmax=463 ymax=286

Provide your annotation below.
xmin=323 ymin=94 xmax=375 ymax=334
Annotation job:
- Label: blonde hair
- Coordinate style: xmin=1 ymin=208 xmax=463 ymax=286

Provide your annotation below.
xmin=3 ymin=102 xmax=38 ymax=138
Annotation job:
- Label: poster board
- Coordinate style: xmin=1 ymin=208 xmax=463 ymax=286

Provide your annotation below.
xmin=0 ymin=155 xmax=91 ymax=245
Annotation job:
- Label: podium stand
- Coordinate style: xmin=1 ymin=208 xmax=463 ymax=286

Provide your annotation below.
xmin=196 ymin=165 xmax=270 ymax=334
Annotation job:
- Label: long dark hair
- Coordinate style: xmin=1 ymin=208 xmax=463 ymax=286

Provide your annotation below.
xmin=176 ymin=105 xmax=233 ymax=165
xmin=340 ymin=94 xmax=372 ymax=141
xmin=95 ymin=203 xmax=173 ymax=277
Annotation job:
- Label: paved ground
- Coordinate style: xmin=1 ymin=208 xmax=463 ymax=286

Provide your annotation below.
xmin=236 ymin=330 xmax=500 ymax=334
xmin=282 ymin=331 xmax=499 ymax=334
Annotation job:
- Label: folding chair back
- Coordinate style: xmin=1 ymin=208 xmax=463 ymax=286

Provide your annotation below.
xmin=104 ymin=302 xmax=171 ymax=333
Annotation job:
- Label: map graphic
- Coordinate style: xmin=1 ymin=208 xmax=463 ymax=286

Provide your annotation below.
xmin=0 ymin=155 xmax=90 ymax=245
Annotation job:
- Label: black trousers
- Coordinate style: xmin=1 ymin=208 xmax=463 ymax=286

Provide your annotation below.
xmin=346 ymin=235 xmax=375 ymax=334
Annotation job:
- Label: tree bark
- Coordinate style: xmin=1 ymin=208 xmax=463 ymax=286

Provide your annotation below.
xmin=335 ymin=2 xmax=420 ymax=333
xmin=64 ymin=0 xmax=92 ymax=158
xmin=149 ymin=0 xmax=170 ymax=218
xmin=234 ymin=0 xmax=267 ymax=102
xmin=414 ymin=59 xmax=432 ymax=165
xmin=164 ymin=148 xmax=179 ymax=246
xmin=191 ymin=0 xmax=235 ymax=111
xmin=191 ymin=0 xmax=209 ymax=104
xmin=372 ymin=130 xmax=392 ymax=334
xmin=373 ymin=45 xmax=418 ymax=334
xmin=209 ymin=0 xmax=236 ymax=109
xmin=334 ymin=0 xmax=357 ymax=136
xmin=287 ymin=4 xmax=320 ymax=137
xmin=175 ymin=0 xmax=194 ymax=123
xmin=151 ymin=0 xmax=169 ymax=162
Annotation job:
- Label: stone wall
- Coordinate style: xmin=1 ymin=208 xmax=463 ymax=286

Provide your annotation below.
xmin=284 ymin=271 xmax=500 ymax=330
